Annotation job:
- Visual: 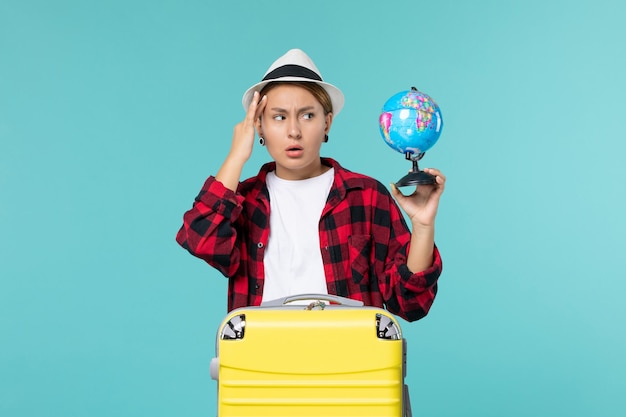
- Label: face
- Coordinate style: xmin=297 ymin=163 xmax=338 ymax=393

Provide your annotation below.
xmin=256 ymin=84 xmax=333 ymax=180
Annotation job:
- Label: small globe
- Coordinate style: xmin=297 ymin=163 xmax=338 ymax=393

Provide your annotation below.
xmin=379 ymin=88 xmax=443 ymax=156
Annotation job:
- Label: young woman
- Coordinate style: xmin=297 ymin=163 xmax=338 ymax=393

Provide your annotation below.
xmin=176 ymin=49 xmax=445 ymax=322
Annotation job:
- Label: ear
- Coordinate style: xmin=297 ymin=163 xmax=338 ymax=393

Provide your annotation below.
xmin=255 ymin=115 xmax=263 ymax=137
xmin=324 ymin=112 xmax=334 ymax=134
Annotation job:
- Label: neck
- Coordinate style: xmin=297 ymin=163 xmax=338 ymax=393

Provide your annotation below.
xmin=275 ymin=162 xmax=330 ymax=181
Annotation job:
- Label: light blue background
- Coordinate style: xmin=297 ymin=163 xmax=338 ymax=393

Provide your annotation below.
xmin=2 ymin=1 xmax=625 ymax=416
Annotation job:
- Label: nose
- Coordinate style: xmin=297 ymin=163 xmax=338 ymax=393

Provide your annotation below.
xmin=288 ymin=118 xmax=302 ymax=139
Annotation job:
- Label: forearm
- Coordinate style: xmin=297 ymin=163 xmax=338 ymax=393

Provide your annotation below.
xmin=216 ymin=154 xmax=246 ymax=192
xmin=406 ymin=223 xmax=435 ymax=273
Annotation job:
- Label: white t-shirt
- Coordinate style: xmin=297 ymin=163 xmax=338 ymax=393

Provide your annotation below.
xmin=262 ymin=168 xmax=335 ymax=304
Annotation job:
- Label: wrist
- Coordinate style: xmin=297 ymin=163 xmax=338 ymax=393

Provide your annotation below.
xmin=411 ymin=221 xmax=435 ymax=234
xmin=224 ymin=152 xmax=248 ymax=168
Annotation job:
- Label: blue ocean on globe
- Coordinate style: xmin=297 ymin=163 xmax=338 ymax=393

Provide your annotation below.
xmin=379 ymin=88 xmax=443 ymax=156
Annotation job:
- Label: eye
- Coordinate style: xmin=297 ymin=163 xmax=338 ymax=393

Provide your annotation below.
xmin=302 ymin=112 xmax=314 ymax=120
xmin=273 ymin=114 xmax=286 ymax=121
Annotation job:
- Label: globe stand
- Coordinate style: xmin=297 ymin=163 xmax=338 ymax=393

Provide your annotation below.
xmin=395 ymin=152 xmax=436 ymax=187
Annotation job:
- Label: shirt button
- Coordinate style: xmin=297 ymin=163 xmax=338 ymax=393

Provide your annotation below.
xmin=255 ymin=284 xmax=260 ymax=289
xmin=257 ymin=242 xmax=264 ymax=248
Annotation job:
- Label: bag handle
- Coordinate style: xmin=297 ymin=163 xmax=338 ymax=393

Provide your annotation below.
xmin=261 ymin=293 xmax=364 ymax=307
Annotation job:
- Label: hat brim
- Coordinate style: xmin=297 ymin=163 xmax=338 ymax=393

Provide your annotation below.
xmin=242 ymin=77 xmax=345 ymax=116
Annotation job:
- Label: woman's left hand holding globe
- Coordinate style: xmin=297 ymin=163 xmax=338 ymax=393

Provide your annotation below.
xmin=390 ymin=167 xmax=446 ymax=227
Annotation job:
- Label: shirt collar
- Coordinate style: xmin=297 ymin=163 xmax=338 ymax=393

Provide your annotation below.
xmin=251 ymin=157 xmax=366 ymax=204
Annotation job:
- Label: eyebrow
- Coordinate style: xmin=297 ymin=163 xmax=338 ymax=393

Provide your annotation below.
xmin=269 ymin=105 xmax=317 ymax=113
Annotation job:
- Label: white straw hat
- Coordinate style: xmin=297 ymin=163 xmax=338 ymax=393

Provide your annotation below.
xmin=241 ymin=49 xmax=345 ymax=116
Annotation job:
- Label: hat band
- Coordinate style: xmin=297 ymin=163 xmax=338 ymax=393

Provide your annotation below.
xmin=262 ymin=64 xmax=322 ymax=82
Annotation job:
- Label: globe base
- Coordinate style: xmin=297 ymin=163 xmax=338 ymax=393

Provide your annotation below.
xmin=395 ymin=170 xmax=436 ymax=187
xmin=394 ymin=152 xmax=436 ymax=187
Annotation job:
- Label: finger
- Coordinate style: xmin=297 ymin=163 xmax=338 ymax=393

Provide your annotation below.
xmin=244 ymin=92 xmax=262 ymax=123
xmin=424 ymin=167 xmax=443 ymax=176
xmin=424 ymin=168 xmax=446 ymax=183
xmin=390 ymin=183 xmax=410 ymax=200
xmin=390 ymin=183 xmax=401 ymax=197
xmin=254 ymin=94 xmax=267 ymax=120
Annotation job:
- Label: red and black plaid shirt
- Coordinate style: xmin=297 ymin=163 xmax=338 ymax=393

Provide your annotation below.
xmin=176 ymin=158 xmax=442 ymax=322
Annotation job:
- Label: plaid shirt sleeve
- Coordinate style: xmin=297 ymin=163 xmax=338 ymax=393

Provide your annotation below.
xmin=176 ymin=173 xmax=272 ymax=311
xmin=175 ymin=177 xmax=246 ymax=278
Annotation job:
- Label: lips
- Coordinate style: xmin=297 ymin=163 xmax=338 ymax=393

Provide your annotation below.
xmin=285 ymin=145 xmax=304 ymax=158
